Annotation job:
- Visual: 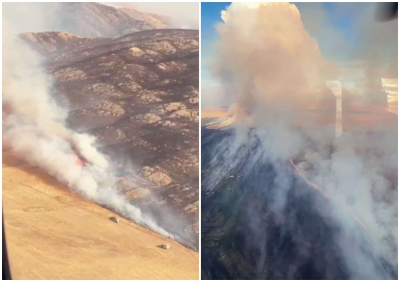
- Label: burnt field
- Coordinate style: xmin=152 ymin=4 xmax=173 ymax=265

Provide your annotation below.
xmin=201 ymin=127 xmax=397 ymax=280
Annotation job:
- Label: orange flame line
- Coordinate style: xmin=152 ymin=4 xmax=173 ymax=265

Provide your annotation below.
xmin=290 ymin=160 xmax=330 ymax=198
xmin=354 ymin=216 xmax=368 ymax=230
xmin=290 ymin=159 xmax=368 ymax=230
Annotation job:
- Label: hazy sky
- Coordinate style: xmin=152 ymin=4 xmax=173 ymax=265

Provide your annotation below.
xmin=107 ymin=2 xmax=199 ymax=29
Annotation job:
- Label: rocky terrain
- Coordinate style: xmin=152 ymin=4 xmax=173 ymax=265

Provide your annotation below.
xmin=21 ymin=28 xmax=199 ymax=248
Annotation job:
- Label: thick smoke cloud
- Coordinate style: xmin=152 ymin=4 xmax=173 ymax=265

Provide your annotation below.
xmin=205 ymin=2 xmax=397 ymax=279
xmin=2 ymin=4 xmax=172 ymax=238
xmin=214 ymin=2 xmax=338 ymax=121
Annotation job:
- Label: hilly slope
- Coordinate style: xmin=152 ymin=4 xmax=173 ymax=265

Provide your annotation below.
xmin=9 ymin=2 xmax=168 ymax=39
xmin=3 ymin=151 xmax=199 ymax=280
xmin=201 ymin=127 xmax=397 ymax=280
xmin=58 ymin=2 xmax=168 ymax=37
xmin=21 ymin=28 xmax=200 ymax=248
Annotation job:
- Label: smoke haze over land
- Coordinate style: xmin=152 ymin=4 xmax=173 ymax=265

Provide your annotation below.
xmin=106 ymin=2 xmax=200 ymax=30
xmin=2 ymin=3 xmax=179 ymax=238
xmin=202 ymin=2 xmax=397 ymax=279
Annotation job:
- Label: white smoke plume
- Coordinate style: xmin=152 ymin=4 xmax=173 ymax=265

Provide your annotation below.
xmin=205 ymin=2 xmax=397 ymax=279
xmin=2 ymin=4 xmax=171 ymax=238
xmin=214 ymin=2 xmax=338 ymax=121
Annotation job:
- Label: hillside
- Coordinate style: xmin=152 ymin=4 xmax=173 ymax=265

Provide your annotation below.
xmin=20 ymin=28 xmax=199 ymax=248
xmin=201 ymin=127 xmax=397 ymax=280
xmin=3 ymin=151 xmax=199 ymax=280
xmin=41 ymin=2 xmax=168 ymax=38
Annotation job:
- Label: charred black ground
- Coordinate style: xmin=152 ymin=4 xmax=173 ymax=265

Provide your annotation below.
xmin=201 ymin=127 xmax=397 ymax=279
